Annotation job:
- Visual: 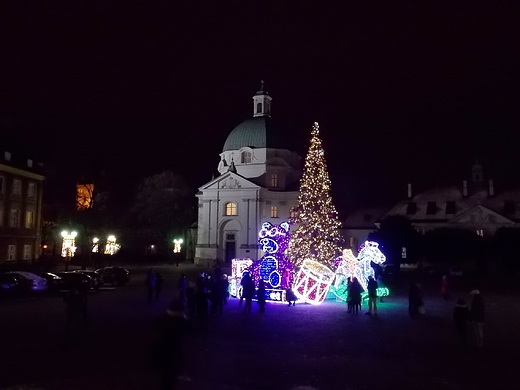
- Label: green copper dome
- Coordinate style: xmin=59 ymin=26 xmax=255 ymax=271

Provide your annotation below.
xmin=222 ymin=117 xmax=288 ymax=152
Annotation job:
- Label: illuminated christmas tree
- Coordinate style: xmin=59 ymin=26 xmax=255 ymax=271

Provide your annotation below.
xmin=288 ymin=122 xmax=342 ymax=269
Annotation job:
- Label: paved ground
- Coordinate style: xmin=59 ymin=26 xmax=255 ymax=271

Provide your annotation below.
xmin=1 ymin=265 xmax=519 ymax=390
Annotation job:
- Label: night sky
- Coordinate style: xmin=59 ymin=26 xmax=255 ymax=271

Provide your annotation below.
xmin=1 ymin=3 xmax=519 ymax=214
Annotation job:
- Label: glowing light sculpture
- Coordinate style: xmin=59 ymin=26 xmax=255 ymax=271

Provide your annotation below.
xmin=330 ymin=249 xmax=358 ymax=301
xmin=230 ymin=258 xmax=253 ymax=298
xmin=361 ymin=287 xmax=390 ymax=300
xmin=293 ymin=259 xmax=335 ymax=305
xmin=331 ymin=241 xmax=388 ymax=300
xmin=355 ymin=241 xmax=386 ymax=291
xmin=250 ymin=221 xmax=294 ymax=291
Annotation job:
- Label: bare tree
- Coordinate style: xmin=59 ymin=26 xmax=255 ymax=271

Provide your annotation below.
xmin=131 ymin=171 xmax=192 ymax=254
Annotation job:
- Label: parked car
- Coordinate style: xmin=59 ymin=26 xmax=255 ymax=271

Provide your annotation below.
xmin=5 ymin=271 xmax=48 ymax=292
xmin=449 ymin=266 xmax=463 ymax=277
xmin=55 ymin=272 xmax=92 ymax=291
xmin=96 ymin=267 xmax=130 ymax=286
xmin=0 ymin=273 xmax=21 ymax=296
xmin=71 ymin=269 xmax=102 ymax=289
xmin=34 ymin=272 xmax=64 ymax=292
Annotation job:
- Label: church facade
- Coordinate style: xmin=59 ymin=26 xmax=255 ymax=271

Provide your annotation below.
xmin=195 ymin=85 xmax=302 ymax=266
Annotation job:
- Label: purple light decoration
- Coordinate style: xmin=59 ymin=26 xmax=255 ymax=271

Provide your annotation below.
xmin=249 ymin=221 xmax=294 ymax=292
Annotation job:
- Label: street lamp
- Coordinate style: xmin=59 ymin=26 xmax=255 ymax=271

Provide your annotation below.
xmin=173 ymin=238 xmax=183 ymax=254
xmin=105 ymin=235 xmax=119 ymax=256
xmin=61 ymin=231 xmax=77 ymax=271
xmin=92 ymin=237 xmax=99 ymax=253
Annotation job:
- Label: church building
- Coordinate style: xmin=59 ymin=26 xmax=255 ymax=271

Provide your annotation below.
xmin=195 ymin=84 xmax=302 ymax=266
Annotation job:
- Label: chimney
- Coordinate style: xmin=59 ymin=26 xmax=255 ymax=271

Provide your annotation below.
xmin=463 ymin=180 xmax=468 ymax=197
xmin=489 ymin=180 xmax=494 ymax=196
xmin=407 ymin=183 xmax=412 ymax=198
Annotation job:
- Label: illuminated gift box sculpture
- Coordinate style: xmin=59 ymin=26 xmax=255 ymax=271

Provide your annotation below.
xmin=293 ymin=259 xmax=335 ymax=305
xmin=249 ymin=221 xmax=294 ymax=303
xmin=331 ymin=241 xmax=388 ymax=301
xmin=230 ymin=258 xmax=253 ymax=298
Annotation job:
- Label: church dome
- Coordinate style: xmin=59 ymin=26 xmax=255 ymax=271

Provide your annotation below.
xmin=222 ymin=117 xmax=288 ymax=152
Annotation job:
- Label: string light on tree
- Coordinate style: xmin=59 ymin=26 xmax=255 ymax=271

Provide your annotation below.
xmin=288 ymin=122 xmax=342 ymax=269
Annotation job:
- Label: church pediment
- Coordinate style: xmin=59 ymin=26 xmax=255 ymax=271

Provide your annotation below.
xmin=448 ymin=205 xmax=514 ymax=224
xmin=199 ymin=172 xmax=260 ymax=191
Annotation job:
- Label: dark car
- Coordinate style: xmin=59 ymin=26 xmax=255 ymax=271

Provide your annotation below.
xmin=96 ymin=267 xmax=129 ymax=286
xmin=71 ymin=270 xmax=102 ymax=289
xmin=34 ymin=272 xmax=64 ymax=292
xmin=5 ymin=272 xmax=48 ymax=292
xmin=0 ymin=273 xmax=21 ymax=296
xmin=55 ymin=272 xmax=92 ymax=291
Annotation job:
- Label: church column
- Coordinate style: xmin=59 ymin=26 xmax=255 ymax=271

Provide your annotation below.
xmin=243 ymin=198 xmax=251 ymax=247
xmin=254 ymin=190 xmax=261 ymax=260
xmin=206 ymin=200 xmax=212 ymax=246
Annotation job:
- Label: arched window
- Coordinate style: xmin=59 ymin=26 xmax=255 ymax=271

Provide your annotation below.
xmin=256 ymin=102 xmax=262 ymax=114
xmin=241 ymin=151 xmax=252 ymax=164
xmin=225 ymin=202 xmax=237 ymax=216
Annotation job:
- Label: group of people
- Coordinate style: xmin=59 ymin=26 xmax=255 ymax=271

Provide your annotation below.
xmin=145 ymin=268 xmax=165 ymax=303
xmin=152 ymin=265 xmax=489 ymax=388
xmin=238 ymin=271 xmax=264 ymax=313
xmin=344 ymin=275 xmax=381 ymax=315
xmin=408 ymin=276 xmax=487 ymax=349
xmin=239 ymin=271 xmax=298 ymax=312
xmin=63 ymin=285 xmax=89 ymax=338
xmin=453 ymin=289 xmax=486 ymax=349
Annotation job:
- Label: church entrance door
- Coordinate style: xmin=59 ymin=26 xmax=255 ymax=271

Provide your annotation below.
xmin=225 ymin=239 xmax=236 ymax=264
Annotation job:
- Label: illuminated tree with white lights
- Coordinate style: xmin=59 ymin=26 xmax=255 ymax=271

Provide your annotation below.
xmin=288 ymin=122 xmax=342 ymax=269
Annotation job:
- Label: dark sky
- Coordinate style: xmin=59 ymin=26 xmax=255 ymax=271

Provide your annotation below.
xmin=1 ymin=2 xmax=519 ymax=214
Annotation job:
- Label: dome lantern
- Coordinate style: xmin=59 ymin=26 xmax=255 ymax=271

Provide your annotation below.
xmin=253 ymin=80 xmax=272 ymax=118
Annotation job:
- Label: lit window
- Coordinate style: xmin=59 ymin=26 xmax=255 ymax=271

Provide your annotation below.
xmin=23 ymin=245 xmax=31 ymax=260
xmin=27 ymin=183 xmax=36 ymax=198
xmin=225 ymin=202 xmax=237 ymax=216
xmin=271 ymin=206 xmax=278 ymax=218
xmin=257 ymin=102 xmax=262 ymax=114
xmin=25 ymin=211 xmax=34 ymax=229
xmin=271 ymin=173 xmax=278 ymax=188
xmin=12 ymin=179 xmax=21 ymax=195
xmin=7 ymin=245 xmax=16 ymax=261
xmin=241 ymin=151 xmax=252 ymax=164
xmin=9 ymin=209 xmax=19 ymax=227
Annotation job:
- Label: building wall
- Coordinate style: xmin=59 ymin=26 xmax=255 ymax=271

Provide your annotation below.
xmin=0 ymin=157 xmax=45 ymax=264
